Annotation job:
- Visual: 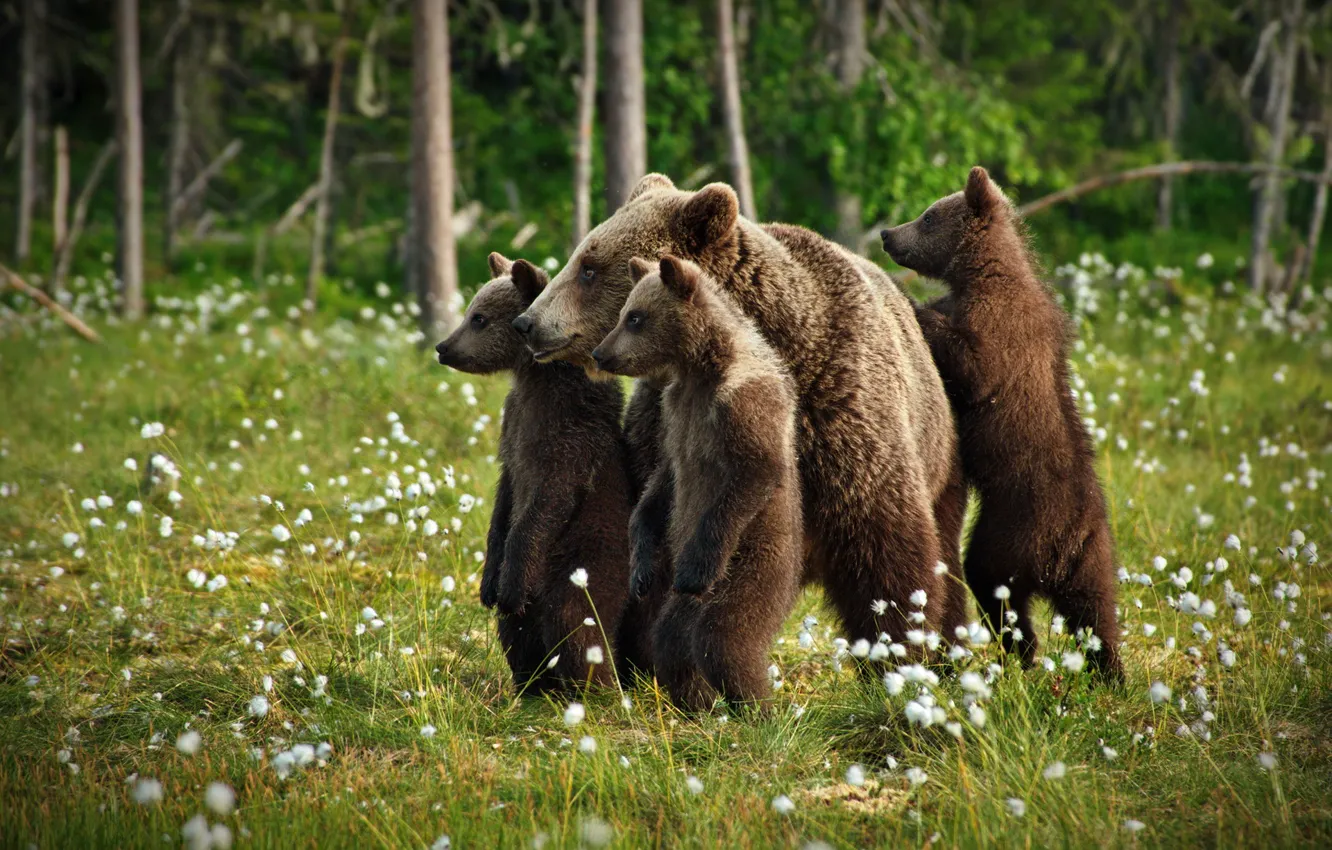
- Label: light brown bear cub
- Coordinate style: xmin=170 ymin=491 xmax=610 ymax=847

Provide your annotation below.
xmin=435 ymin=253 xmax=637 ymax=693
xmin=879 ymin=166 xmax=1122 ymax=679
xmin=592 ymin=255 xmax=802 ymax=711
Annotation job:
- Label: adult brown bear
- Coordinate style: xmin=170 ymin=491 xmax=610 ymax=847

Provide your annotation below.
xmin=511 ymin=174 xmax=967 ymax=652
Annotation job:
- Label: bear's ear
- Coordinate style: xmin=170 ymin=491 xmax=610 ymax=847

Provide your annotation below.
xmin=628 ymin=256 xmax=654 ymax=284
xmin=629 ymin=173 xmax=675 ymax=202
xmin=680 ymin=183 xmax=739 ymax=252
xmin=509 ymin=259 xmax=548 ymax=304
xmin=658 ymin=255 xmax=699 ymax=303
xmin=488 ymin=252 xmax=514 ymax=279
xmin=964 ymin=166 xmax=1001 ymax=217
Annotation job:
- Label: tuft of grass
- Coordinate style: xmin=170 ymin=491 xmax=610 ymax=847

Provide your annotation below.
xmin=0 ymin=254 xmax=1330 ymax=848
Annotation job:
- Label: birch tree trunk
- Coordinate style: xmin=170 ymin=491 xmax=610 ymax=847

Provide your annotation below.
xmin=307 ymin=5 xmax=352 ymax=310
xmin=116 ymin=0 xmax=146 ymax=319
xmin=411 ymin=0 xmax=459 ymax=339
xmin=1297 ymin=66 xmax=1332 ymax=291
xmin=1156 ymin=0 xmax=1183 ymax=232
xmin=165 ymin=0 xmax=193 ymax=263
xmin=16 ymin=0 xmax=45 ymax=264
xmin=572 ymin=0 xmax=597 ymax=247
xmin=831 ymin=0 xmax=866 ymax=251
xmin=602 ymin=0 xmax=646 ymax=211
xmin=52 ymin=126 xmax=69 ymax=260
xmin=1248 ymin=0 xmax=1304 ymax=293
xmin=718 ymin=0 xmax=756 ymax=219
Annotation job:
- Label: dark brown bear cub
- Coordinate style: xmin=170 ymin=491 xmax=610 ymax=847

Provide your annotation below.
xmin=592 ymin=255 xmax=802 ymax=711
xmin=435 ymin=253 xmax=635 ymax=693
xmin=880 ymin=167 xmax=1123 ymax=679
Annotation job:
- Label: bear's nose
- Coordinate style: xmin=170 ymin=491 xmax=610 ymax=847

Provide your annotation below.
xmin=879 ymin=229 xmax=890 ymax=241
xmin=434 ymin=340 xmax=448 ymax=356
xmin=511 ymin=315 xmax=534 ymax=337
xmin=591 ymin=348 xmax=604 ymax=364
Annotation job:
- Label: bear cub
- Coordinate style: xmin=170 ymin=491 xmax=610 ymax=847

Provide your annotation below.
xmin=592 ymin=255 xmax=802 ymax=710
xmin=880 ymin=167 xmax=1123 ymax=679
xmin=436 ymin=253 xmax=635 ymax=693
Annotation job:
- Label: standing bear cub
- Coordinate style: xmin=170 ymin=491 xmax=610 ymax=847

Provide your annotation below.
xmin=435 ymin=253 xmax=635 ymax=693
xmin=592 ymin=255 xmax=802 ymax=711
xmin=880 ymin=166 xmax=1123 ymax=679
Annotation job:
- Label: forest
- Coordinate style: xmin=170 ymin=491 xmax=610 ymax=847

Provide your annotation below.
xmin=1 ymin=2 xmax=1330 ymax=848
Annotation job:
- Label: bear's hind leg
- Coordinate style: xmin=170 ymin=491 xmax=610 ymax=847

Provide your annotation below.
xmin=652 ymin=594 xmax=716 ymax=712
xmin=1053 ymin=525 xmax=1124 ymax=681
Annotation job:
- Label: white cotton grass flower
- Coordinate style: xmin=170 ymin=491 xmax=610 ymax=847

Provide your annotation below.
xmin=204 ymin=782 xmax=236 ymax=816
xmin=993 ymin=585 xmax=1011 ymax=601
xmin=909 ymin=589 xmax=928 ymax=607
xmin=563 ymin=702 xmax=585 ymax=726
xmin=141 ymin=422 xmax=165 ymax=439
xmin=578 ymin=816 xmax=614 ymax=847
xmin=569 ymin=568 xmax=589 ymax=588
xmin=1043 ymin=761 xmax=1067 ymax=780
xmin=420 ymin=724 xmax=437 ymax=739
xmin=586 ymin=645 xmax=604 ymax=665
xmin=1062 ymin=651 xmax=1086 ymax=673
xmin=176 ymin=730 xmax=202 ymax=755
xmin=905 ymin=767 xmax=928 ymax=787
xmin=1150 ymin=681 xmax=1172 ymax=704
xmin=132 ymin=777 xmax=164 ymax=805
xmin=579 ymin=736 xmax=597 ymax=754
xmin=1006 ymin=798 xmax=1026 ymax=817
xmin=686 ymin=775 xmax=704 ymax=795
xmin=845 ymin=764 xmax=866 ymax=787
xmin=1258 ymin=752 xmax=1277 ymax=770
xmin=127 ymin=500 xmax=143 ymax=516
xmin=247 ymin=695 xmax=270 ymax=718
xmin=771 ymin=794 xmax=796 ymax=815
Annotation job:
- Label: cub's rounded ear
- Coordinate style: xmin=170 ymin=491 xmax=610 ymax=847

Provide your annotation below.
xmin=964 ymin=166 xmax=1001 ymax=216
xmin=680 ymin=183 xmax=739 ymax=252
xmin=628 ymin=256 xmax=654 ymax=284
xmin=488 ymin=252 xmax=514 ymax=279
xmin=628 ymin=173 xmax=675 ymax=202
xmin=658 ymin=254 xmax=699 ymax=303
xmin=509 ymin=259 xmax=549 ymax=304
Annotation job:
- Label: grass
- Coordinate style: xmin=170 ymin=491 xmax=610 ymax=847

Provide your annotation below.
xmin=0 ymin=255 xmax=1329 ymax=849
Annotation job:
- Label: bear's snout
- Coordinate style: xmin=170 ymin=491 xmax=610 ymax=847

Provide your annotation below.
xmin=511 ymin=314 xmax=534 ymax=337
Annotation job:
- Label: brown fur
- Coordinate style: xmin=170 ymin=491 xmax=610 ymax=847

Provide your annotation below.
xmin=881 ymin=167 xmax=1123 ymax=679
xmin=513 ymin=175 xmax=961 ymax=656
xmin=593 ymin=256 xmax=802 ymax=710
xmin=435 ymin=253 xmax=638 ymax=692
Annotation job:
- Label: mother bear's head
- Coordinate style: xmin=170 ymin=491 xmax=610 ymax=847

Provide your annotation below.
xmin=511 ymin=173 xmax=740 ymax=376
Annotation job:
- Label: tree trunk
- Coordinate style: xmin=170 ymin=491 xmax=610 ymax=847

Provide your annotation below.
xmin=116 ymin=0 xmax=145 ymax=319
xmin=165 ymin=0 xmax=193 ymax=264
xmin=411 ymin=0 xmax=459 ymax=340
xmin=52 ymin=125 xmax=69 ymax=260
xmin=831 ymin=0 xmax=866 ymax=251
xmin=602 ymin=0 xmax=646 ymax=211
xmin=307 ymin=5 xmax=352 ymax=310
xmin=572 ymin=0 xmax=597 ymax=246
xmin=53 ymin=141 xmax=117 ymax=294
xmin=1248 ymin=0 xmax=1304 ymax=293
xmin=1156 ymin=0 xmax=1183 ymax=232
xmin=16 ymin=0 xmax=45 ymax=264
xmin=1297 ymin=66 xmax=1332 ymax=291
xmin=718 ymin=0 xmax=756 ymax=219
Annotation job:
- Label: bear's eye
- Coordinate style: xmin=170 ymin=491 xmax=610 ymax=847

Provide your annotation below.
xmin=470 ymin=314 xmax=487 ymax=330
xmin=921 ymin=211 xmax=935 ymax=227
xmin=579 ymin=264 xmax=596 ymax=284
xmin=626 ymin=312 xmax=645 ymax=331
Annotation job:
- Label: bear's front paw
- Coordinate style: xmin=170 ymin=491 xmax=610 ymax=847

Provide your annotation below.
xmin=629 ymin=549 xmax=656 ymax=599
xmin=672 ymin=547 xmax=716 ymax=596
xmin=495 ymin=571 xmax=527 ymax=617
xmin=479 ymin=563 xmax=500 ymax=608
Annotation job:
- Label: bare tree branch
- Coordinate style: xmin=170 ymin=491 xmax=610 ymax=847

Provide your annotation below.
xmin=1 ymin=263 xmax=102 ymax=343
xmin=1018 ymin=160 xmax=1332 ymax=218
xmin=167 ymin=138 xmax=242 ymax=224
